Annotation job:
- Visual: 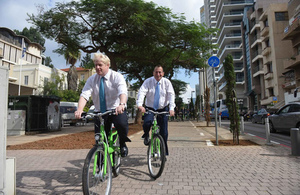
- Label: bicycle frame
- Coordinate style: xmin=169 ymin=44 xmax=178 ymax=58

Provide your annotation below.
xmin=91 ymin=111 xmax=119 ymax=177
xmin=146 ymin=109 xmax=169 ymax=155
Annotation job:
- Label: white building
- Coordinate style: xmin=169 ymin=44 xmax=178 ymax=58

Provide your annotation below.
xmin=0 ymin=27 xmax=67 ymax=96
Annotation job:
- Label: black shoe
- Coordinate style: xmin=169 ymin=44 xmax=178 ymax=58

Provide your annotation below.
xmin=143 ymin=134 xmax=150 ymax=146
xmin=120 ymin=144 xmax=128 ymax=157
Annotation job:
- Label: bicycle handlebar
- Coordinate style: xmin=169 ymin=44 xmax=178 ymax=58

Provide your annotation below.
xmin=145 ymin=108 xmax=169 ymax=115
xmin=85 ymin=109 xmax=116 ymax=118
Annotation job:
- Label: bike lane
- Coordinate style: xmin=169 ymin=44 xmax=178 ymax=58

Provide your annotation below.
xmin=6 ymin=120 xmax=300 ymax=195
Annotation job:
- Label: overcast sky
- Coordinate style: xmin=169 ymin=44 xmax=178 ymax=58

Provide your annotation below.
xmin=0 ymin=0 xmax=204 ymax=103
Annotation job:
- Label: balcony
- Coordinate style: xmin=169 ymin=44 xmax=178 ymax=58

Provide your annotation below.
xmin=283 ymin=16 xmax=300 ymax=40
xmin=262 ymin=47 xmax=271 ymax=56
xmin=261 ymin=26 xmax=269 ymax=37
xmin=265 ymin=79 xmax=274 ymax=88
xmin=282 ymin=81 xmax=296 ymax=89
xmin=250 ymin=24 xmax=260 ymax=34
xmin=261 ymin=96 xmax=273 ymax=106
xmin=251 ymin=38 xmax=262 ymax=49
xmin=264 ymin=72 xmax=273 ymax=80
xmin=252 ymin=65 xmax=264 ymax=78
xmin=263 ymin=55 xmax=272 ymax=65
xmin=252 ymin=54 xmax=263 ymax=63
xmin=283 ymin=54 xmax=300 ymax=69
xmin=250 ymin=11 xmax=256 ymax=20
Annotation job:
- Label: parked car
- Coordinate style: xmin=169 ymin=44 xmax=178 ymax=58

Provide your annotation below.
xmin=251 ymin=108 xmax=271 ymax=124
xmin=60 ymin=102 xmax=81 ymax=127
xmin=269 ymin=102 xmax=300 ymax=133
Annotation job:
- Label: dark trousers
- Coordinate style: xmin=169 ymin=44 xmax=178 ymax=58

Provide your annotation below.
xmin=94 ymin=111 xmax=130 ymax=146
xmin=143 ymin=106 xmax=169 ymax=155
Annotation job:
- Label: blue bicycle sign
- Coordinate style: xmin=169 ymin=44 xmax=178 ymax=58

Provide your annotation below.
xmin=208 ymin=56 xmax=220 ymax=68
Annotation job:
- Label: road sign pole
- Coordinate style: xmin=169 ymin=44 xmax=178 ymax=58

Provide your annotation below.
xmin=213 ymin=68 xmax=218 ymax=145
xmin=208 ymin=56 xmax=220 ymax=146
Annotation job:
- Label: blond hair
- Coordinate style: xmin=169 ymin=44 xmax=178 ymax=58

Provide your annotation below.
xmin=93 ymin=53 xmax=110 ymax=65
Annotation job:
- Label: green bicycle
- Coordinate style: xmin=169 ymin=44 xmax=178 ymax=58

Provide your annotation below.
xmin=145 ymin=109 xmax=169 ymax=179
xmin=82 ymin=110 xmax=121 ymax=195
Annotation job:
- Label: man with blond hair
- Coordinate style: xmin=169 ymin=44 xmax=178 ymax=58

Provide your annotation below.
xmin=75 ymin=53 xmax=130 ymax=157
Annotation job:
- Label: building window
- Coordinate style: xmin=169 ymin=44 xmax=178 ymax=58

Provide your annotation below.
xmin=24 ymin=75 xmax=28 ymax=85
xmin=264 ymin=19 xmax=268 ymax=28
xmin=268 ymin=88 xmax=274 ymax=96
xmin=265 ymin=39 xmax=270 ymax=47
xmin=275 ymin=12 xmax=288 ymax=21
xmin=44 ymin=77 xmax=49 ymax=86
xmin=267 ymin=63 xmax=273 ymax=73
xmin=297 ymin=44 xmax=300 ymax=55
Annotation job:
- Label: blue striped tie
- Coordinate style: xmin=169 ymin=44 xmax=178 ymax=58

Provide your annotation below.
xmin=100 ymin=77 xmax=106 ymax=113
xmin=153 ymin=82 xmax=160 ymax=110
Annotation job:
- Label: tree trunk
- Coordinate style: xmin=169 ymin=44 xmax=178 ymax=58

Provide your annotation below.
xmin=67 ymin=65 xmax=78 ymax=91
xmin=135 ymin=109 xmax=142 ymax=125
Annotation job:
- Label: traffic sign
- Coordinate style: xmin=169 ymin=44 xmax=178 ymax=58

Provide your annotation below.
xmin=208 ymin=56 xmax=220 ymax=67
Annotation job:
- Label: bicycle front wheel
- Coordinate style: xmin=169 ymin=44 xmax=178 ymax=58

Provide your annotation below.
xmin=147 ymin=134 xmax=166 ymax=179
xmin=82 ymin=145 xmax=112 ymax=195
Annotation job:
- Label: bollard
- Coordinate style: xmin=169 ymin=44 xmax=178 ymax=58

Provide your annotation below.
xmin=240 ymin=116 xmax=244 ymax=135
xmin=265 ymin=117 xmax=272 ymax=145
xmin=290 ymin=128 xmax=300 ymax=156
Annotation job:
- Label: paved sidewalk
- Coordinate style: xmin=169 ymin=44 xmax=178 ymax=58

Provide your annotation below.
xmin=6 ymin=120 xmax=300 ymax=195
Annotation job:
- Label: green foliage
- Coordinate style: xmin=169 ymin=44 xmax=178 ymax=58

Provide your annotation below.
xmin=60 ymin=90 xmax=80 ymax=102
xmin=42 ymin=71 xmax=65 ymax=96
xmin=224 ymin=54 xmax=240 ymax=144
xmin=28 ymin=0 xmax=217 ymax=84
xmin=14 ymin=27 xmax=46 ymax=47
xmin=41 ymin=72 xmax=79 ymax=103
xmin=80 ymin=53 xmax=94 ymax=69
xmin=127 ymin=97 xmax=136 ymax=110
xmin=45 ymin=56 xmax=54 ymax=68
xmin=54 ymin=45 xmax=81 ymax=90
xmin=171 ymin=79 xmax=187 ymax=98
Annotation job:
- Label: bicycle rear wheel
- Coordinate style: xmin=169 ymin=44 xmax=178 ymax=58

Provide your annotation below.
xmin=82 ymin=145 xmax=112 ymax=195
xmin=147 ymin=134 xmax=166 ymax=179
xmin=112 ymin=136 xmax=121 ymax=177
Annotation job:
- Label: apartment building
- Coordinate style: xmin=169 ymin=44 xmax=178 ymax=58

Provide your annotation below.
xmin=61 ymin=67 xmax=96 ymax=83
xmin=282 ymin=0 xmax=300 ymax=103
xmin=241 ymin=0 xmax=292 ymax=111
xmin=0 ymin=27 xmax=67 ymax=96
xmin=203 ymin=0 xmax=254 ymax=109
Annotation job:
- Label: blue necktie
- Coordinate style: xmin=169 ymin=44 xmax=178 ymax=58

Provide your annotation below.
xmin=153 ymin=82 xmax=160 ymax=110
xmin=100 ymin=77 xmax=106 ymax=113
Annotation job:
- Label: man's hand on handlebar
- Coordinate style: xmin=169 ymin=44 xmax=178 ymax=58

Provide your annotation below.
xmin=169 ymin=110 xmax=175 ymax=117
xmin=75 ymin=110 xmax=84 ymax=119
xmin=138 ymin=106 xmax=146 ymax=113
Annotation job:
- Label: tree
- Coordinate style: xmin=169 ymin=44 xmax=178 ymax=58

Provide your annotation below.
xmin=28 ymin=0 xmax=217 ymax=80
xmin=224 ymin=54 xmax=240 ymax=144
xmin=14 ymin=27 xmax=46 ymax=47
xmin=80 ymin=53 xmax=94 ymax=69
xmin=41 ymin=69 xmax=65 ymax=96
xmin=204 ymin=86 xmax=210 ymax=126
xmin=45 ymin=56 xmax=54 ymax=68
xmin=54 ymin=46 xmax=81 ymax=91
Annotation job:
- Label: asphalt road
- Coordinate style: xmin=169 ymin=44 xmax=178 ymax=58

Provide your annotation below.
xmin=219 ymin=120 xmax=291 ymax=147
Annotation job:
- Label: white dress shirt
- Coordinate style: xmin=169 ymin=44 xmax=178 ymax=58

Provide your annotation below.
xmin=80 ymin=69 xmax=128 ymax=111
xmin=137 ymin=76 xmax=175 ymax=111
